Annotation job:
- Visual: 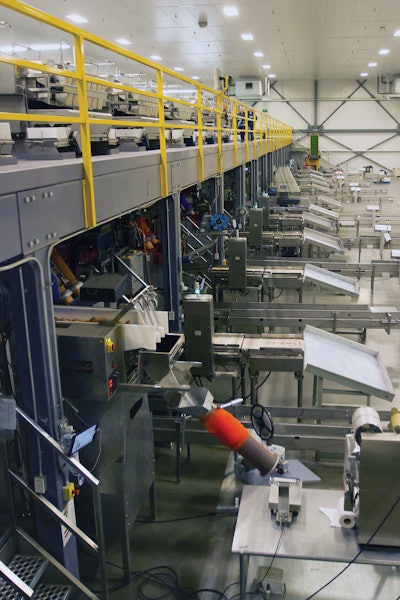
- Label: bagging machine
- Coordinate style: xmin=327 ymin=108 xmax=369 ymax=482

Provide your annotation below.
xmin=343 ymin=406 xmax=400 ymax=546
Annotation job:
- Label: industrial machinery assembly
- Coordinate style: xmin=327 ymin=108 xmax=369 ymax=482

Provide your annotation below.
xmin=1 ymin=2 xmax=400 ymax=600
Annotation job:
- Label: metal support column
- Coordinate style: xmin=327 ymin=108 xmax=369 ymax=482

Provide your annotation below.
xmin=214 ymin=175 xmax=225 ymax=266
xmin=250 ymin=160 xmax=258 ymax=207
xmin=160 ymin=194 xmax=182 ymax=332
xmin=267 ymin=153 xmax=274 ymax=188
xmin=235 ymin=164 xmax=246 ymax=209
xmin=5 ymin=252 xmax=80 ymax=576
xmin=260 ymin=155 xmax=268 ymax=193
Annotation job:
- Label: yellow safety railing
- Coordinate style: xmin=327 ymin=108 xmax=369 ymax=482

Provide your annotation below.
xmin=0 ymin=0 xmax=292 ymax=229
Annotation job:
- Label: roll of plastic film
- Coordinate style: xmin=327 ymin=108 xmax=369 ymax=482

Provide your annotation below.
xmin=337 ymin=497 xmax=356 ymax=529
xmin=352 ymin=406 xmax=382 ymax=444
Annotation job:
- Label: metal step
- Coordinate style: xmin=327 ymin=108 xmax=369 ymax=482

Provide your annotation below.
xmin=34 ymin=583 xmax=72 ymax=600
xmin=0 ymin=554 xmax=48 ymax=599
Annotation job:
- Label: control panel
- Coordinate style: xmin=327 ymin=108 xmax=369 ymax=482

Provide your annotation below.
xmin=57 ymin=323 xmax=120 ymax=402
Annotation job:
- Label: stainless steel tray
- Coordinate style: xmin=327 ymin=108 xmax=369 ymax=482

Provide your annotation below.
xmin=303 ymin=264 xmax=359 ymax=298
xmin=303 ymin=325 xmax=394 ymax=401
xmin=302 ymin=228 xmax=344 ymax=254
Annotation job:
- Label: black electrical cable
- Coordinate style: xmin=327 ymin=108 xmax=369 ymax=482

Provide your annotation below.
xmin=305 ymin=493 xmax=400 ymax=599
xmin=243 ymin=372 xmax=271 ymax=402
xmin=136 ymin=511 xmax=235 ymax=523
xmin=258 ymin=525 xmax=286 ymax=587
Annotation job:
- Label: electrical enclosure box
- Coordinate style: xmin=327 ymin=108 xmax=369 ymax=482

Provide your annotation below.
xmin=183 ymin=294 xmax=215 ymax=378
xmin=257 ymin=196 xmax=270 ymax=229
xmin=235 ymin=79 xmax=263 ymax=99
xmin=249 ymin=208 xmax=264 ymax=246
xmin=80 ymin=273 xmax=130 ymax=303
xmin=57 ymin=323 xmax=120 ymax=402
xmin=117 ymin=251 xmax=145 ymax=296
xmin=228 ymin=237 xmax=247 ymax=289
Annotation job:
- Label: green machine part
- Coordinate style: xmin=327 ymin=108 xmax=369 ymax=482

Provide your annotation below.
xmin=309 ymin=133 xmax=320 ymax=159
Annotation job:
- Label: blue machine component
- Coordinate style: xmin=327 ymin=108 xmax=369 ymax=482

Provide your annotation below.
xmin=210 ymin=213 xmax=229 ymax=231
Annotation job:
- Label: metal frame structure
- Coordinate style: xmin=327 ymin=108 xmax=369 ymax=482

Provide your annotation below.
xmin=0 ymin=0 xmax=293 ymax=592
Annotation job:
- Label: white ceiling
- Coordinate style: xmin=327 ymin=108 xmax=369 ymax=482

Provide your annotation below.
xmin=1 ymin=0 xmax=400 ymax=87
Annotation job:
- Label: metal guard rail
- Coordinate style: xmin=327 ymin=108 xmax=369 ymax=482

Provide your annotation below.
xmin=0 ymin=0 xmax=292 ymax=229
xmin=11 ymin=406 xmax=108 ymax=600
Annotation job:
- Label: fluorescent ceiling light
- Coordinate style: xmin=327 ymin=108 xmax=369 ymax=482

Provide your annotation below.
xmin=174 ymin=66 xmax=184 ymax=71
xmin=241 ymin=33 xmax=253 ymax=41
xmin=66 ymin=14 xmax=88 ymax=24
xmin=223 ymin=6 xmax=239 ymax=16
xmin=262 ymin=64 xmax=271 ymax=69
xmin=116 ymin=38 xmax=132 ymax=46
xmin=368 ymin=62 xmax=378 ymax=67
xmin=254 ymin=51 xmax=263 ymax=58
xmin=394 ymin=30 xmax=400 ymax=36
xmin=0 ymin=45 xmax=26 ymax=53
xmin=191 ymin=75 xmax=200 ymax=80
xmin=31 ymin=42 xmax=71 ymax=50
xmin=268 ymin=74 xmax=276 ymax=78
xmin=150 ymin=55 xmax=162 ymax=60
xmin=360 ymin=72 xmax=368 ymax=77
xmin=378 ymin=48 xmax=390 ymax=54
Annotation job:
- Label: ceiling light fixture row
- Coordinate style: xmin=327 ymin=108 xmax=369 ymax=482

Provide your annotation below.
xmin=361 ymin=32 xmax=398 ymax=77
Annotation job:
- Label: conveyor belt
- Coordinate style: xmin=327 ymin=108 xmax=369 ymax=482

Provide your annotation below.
xmin=213 ymin=302 xmax=400 ymax=334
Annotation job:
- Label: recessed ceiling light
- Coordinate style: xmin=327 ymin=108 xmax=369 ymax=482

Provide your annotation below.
xmin=360 ymin=72 xmax=368 ymax=77
xmin=223 ymin=6 xmax=239 ymax=16
xmin=268 ymin=74 xmax=276 ymax=78
xmin=66 ymin=14 xmax=88 ymax=24
xmin=192 ymin=75 xmax=200 ymax=80
xmin=174 ymin=66 xmax=184 ymax=72
xmin=368 ymin=62 xmax=378 ymax=67
xmin=116 ymin=38 xmax=132 ymax=46
xmin=150 ymin=55 xmax=162 ymax=61
xmin=378 ymin=48 xmax=390 ymax=54
xmin=254 ymin=51 xmax=263 ymax=58
xmin=394 ymin=30 xmax=400 ymax=36
xmin=241 ymin=33 xmax=253 ymax=41
xmin=262 ymin=64 xmax=271 ymax=69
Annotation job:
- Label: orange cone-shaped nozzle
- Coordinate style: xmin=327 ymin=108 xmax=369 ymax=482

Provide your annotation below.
xmin=199 ymin=408 xmax=278 ymax=476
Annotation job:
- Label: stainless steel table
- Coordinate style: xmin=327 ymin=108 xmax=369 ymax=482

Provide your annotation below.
xmin=232 ymin=486 xmax=400 ymax=599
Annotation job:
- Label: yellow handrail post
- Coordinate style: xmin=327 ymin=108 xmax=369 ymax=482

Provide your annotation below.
xmin=197 ymin=88 xmax=204 ymax=182
xmin=156 ymin=69 xmax=168 ymax=198
xmin=74 ymin=34 xmax=96 ymax=229
xmin=233 ymin=103 xmax=238 ymax=167
xmin=216 ymin=93 xmax=223 ymax=175
xmin=244 ymin=107 xmax=249 ymax=163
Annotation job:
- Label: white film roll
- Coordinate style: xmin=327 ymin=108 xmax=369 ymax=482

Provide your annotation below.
xmin=337 ymin=496 xmax=356 ymax=529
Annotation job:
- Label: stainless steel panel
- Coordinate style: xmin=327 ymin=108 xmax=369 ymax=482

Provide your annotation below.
xmin=358 ymin=432 xmax=400 ymax=546
xmin=183 ymin=294 xmax=215 ymax=378
xmin=94 ymin=164 xmax=162 ymax=222
xmin=17 ymin=181 xmax=84 ymax=253
xmin=0 ymin=194 xmax=22 ymax=262
xmin=303 ymin=325 xmax=394 ymax=401
xmin=75 ymin=392 xmax=154 ymax=539
xmin=248 ymin=208 xmax=263 ymax=246
xmin=57 ymin=323 xmax=120 ymax=402
xmin=228 ymin=238 xmax=247 ymax=289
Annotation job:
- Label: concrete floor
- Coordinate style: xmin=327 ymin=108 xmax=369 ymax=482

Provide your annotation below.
xmin=97 ymin=174 xmax=400 ymax=600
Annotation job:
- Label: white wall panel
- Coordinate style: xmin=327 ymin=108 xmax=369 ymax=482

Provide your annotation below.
xmin=257 ymin=79 xmax=399 ymax=172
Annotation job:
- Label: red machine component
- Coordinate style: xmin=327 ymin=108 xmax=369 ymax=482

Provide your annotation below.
xmin=199 ymin=407 xmax=278 ymax=476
